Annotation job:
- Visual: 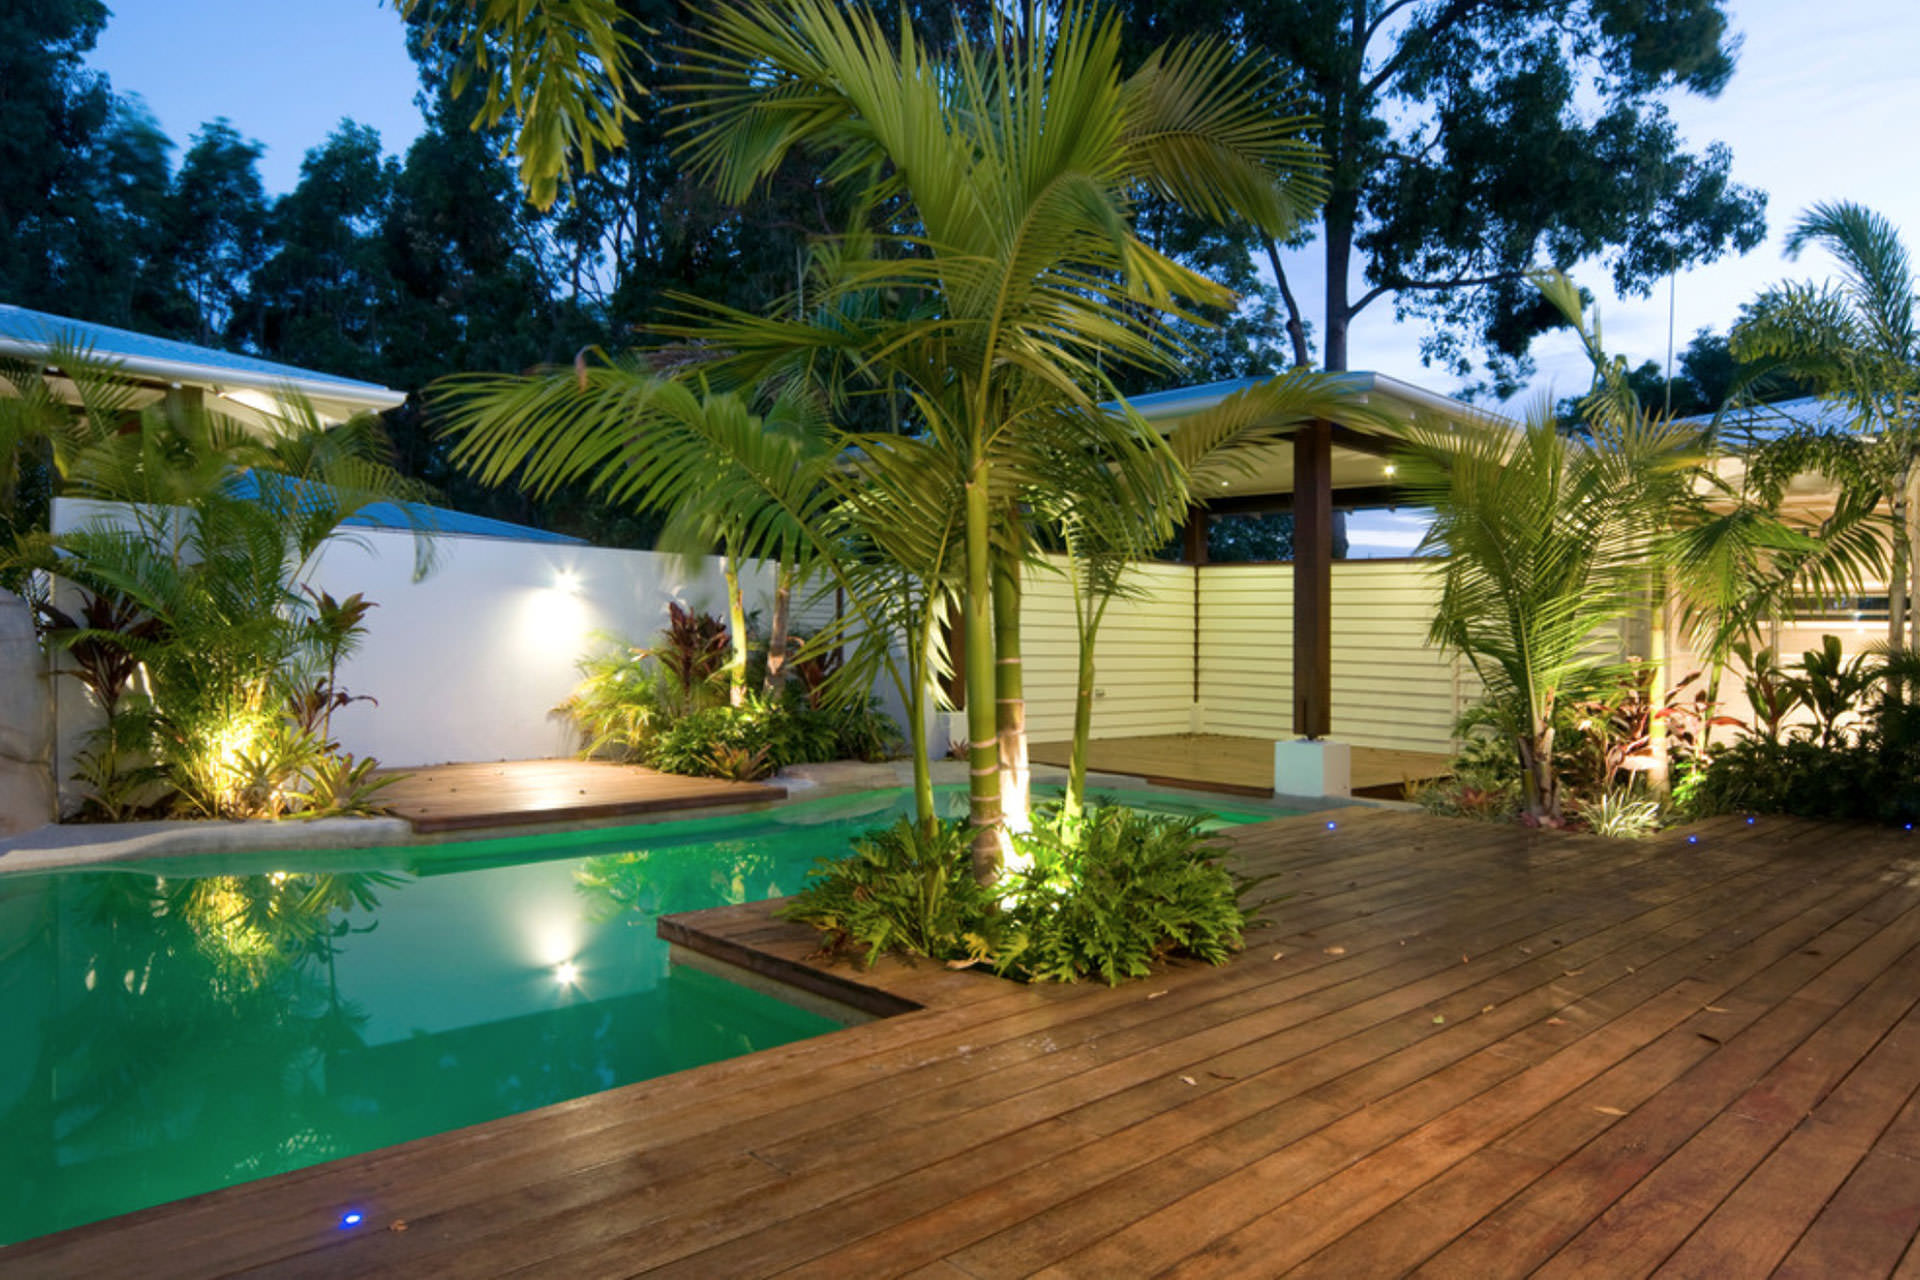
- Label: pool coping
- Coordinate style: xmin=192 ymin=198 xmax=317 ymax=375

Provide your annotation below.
xmin=657 ymin=894 xmax=1028 ymax=1024
xmin=0 ymin=757 xmax=1362 ymax=876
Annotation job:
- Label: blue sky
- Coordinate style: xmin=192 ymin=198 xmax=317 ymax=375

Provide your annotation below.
xmin=89 ymin=0 xmax=1920 ymax=412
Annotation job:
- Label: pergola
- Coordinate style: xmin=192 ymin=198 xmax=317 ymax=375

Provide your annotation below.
xmin=1123 ymin=371 xmax=1511 ymax=790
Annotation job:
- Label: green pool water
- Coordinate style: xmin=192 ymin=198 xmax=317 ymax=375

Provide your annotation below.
xmin=0 ymin=784 xmax=1275 ymax=1245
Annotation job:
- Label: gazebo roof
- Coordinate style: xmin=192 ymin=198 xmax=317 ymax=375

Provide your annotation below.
xmin=1122 ymin=369 xmax=1511 ymax=504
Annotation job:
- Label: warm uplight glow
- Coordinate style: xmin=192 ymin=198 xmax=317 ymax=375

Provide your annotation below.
xmin=555 ymin=960 xmax=580 ymax=986
xmin=1383 ymin=463 xmax=1397 ymax=477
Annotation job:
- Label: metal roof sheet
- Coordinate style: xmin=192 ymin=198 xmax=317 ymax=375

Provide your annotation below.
xmin=0 ymin=303 xmax=405 ymax=411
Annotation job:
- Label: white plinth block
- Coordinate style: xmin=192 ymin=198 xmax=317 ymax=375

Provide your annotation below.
xmin=1274 ymin=738 xmax=1351 ymax=798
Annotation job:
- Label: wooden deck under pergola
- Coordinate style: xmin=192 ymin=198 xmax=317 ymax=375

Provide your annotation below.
xmin=1030 ymin=733 xmax=1452 ymax=799
xmin=16 ymin=808 xmax=1920 ymax=1276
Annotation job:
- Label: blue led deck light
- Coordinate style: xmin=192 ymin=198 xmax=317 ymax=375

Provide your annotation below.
xmin=1745 ymin=816 xmax=1756 ymax=825
xmin=341 ymin=1211 xmax=364 ymax=1229
xmin=1687 ymin=835 xmax=1699 ymax=844
xmin=1325 ymin=820 xmax=1337 ymax=830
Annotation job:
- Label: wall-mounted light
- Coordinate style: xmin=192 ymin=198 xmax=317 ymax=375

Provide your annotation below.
xmin=553 ymin=568 xmax=582 ymax=595
xmin=554 ymin=960 xmax=580 ymax=986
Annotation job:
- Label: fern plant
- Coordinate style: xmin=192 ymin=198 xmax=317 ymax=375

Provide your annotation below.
xmin=998 ymin=808 xmax=1254 ymax=985
xmin=778 ymin=818 xmax=1001 ymax=967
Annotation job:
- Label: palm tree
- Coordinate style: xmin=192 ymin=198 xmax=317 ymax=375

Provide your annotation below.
xmin=6 ymin=356 xmax=436 ymax=817
xmin=1396 ymin=401 xmax=1640 ymax=823
xmin=1734 ymin=202 xmax=1920 ymax=652
xmin=437 ymin=362 xmax=967 ymax=831
xmin=666 ymin=0 xmax=1327 ymax=876
xmin=1540 ymin=273 xmax=1834 ymax=789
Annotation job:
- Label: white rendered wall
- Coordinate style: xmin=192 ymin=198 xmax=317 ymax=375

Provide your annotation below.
xmin=305 ymin=529 xmax=779 ymax=767
xmin=47 ymin=498 xmax=855 ymax=801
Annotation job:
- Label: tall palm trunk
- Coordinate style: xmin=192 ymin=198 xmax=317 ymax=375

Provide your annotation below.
xmin=1904 ymin=464 xmax=1920 ymax=653
xmin=723 ymin=548 xmax=748 ymax=708
xmin=764 ymin=558 xmax=792 ymax=694
xmin=1891 ymin=478 xmax=1910 ymax=654
xmin=963 ymin=466 xmax=1003 ymax=881
xmin=1644 ymin=574 xmax=1671 ymax=797
xmin=1518 ymin=721 xmax=1559 ymax=821
xmin=992 ymin=538 xmax=1029 ymax=831
xmin=1064 ymin=606 xmax=1103 ymax=826
xmin=907 ymin=597 xmax=939 ymax=834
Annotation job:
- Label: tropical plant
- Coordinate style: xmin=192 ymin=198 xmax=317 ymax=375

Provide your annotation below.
xmin=648 ymin=603 xmax=732 ymax=717
xmin=1785 ymin=634 xmax=1881 ymax=748
xmin=998 ymin=807 xmax=1255 ymax=985
xmin=287 ymin=752 xmax=402 ymax=819
xmin=5 ymin=356 xmax=432 ymax=819
xmin=1396 ymin=402 xmax=1638 ymax=822
xmin=1576 ymin=790 xmax=1664 ymax=840
xmin=394 ymin=0 xmax=642 ymax=211
xmin=1734 ymin=202 xmax=1920 ymax=652
xmin=556 ymin=637 xmax=667 ymax=761
xmin=662 ymin=0 xmax=1331 ymax=878
xmin=1541 ymin=271 xmax=1835 ymax=792
xmin=779 ymin=818 xmax=1001 ymax=968
xmin=1732 ymin=640 xmax=1797 ymax=744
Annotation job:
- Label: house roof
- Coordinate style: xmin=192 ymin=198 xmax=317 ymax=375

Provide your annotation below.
xmin=1676 ymin=395 xmax=1859 ymax=437
xmin=0 ymin=303 xmax=407 ymax=424
xmin=223 ymin=472 xmax=585 ymax=546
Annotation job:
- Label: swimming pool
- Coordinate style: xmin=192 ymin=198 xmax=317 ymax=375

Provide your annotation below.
xmin=0 ymin=784 xmax=1277 ymax=1245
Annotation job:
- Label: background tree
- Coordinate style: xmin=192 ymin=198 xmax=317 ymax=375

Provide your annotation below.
xmin=1110 ymin=0 xmax=1767 ymax=384
xmin=167 ymin=120 xmax=269 ymax=345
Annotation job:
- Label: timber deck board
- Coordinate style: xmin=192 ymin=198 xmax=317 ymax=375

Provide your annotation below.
xmin=1028 ymin=732 xmax=1452 ymax=798
xmin=371 ymin=757 xmax=784 ymax=832
xmin=10 ymin=810 xmax=1920 ymax=1277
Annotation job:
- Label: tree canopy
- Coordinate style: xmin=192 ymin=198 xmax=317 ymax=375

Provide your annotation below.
xmin=1108 ymin=0 xmax=1768 ymax=386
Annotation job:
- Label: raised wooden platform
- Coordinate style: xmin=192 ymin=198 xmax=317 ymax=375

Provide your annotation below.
xmin=1030 ymin=732 xmax=1451 ymax=799
xmin=14 ymin=809 xmax=1920 ymax=1276
xmin=373 ymin=758 xmax=784 ymax=832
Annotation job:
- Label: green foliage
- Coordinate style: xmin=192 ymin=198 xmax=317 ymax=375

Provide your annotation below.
xmin=397 ymin=0 xmax=642 ymax=211
xmin=1689 ymin=642 xmax=1920 ymax=826
xmin=559 ymin=612 xmax=903 ymax=780
xmin=557 ymin=638 xmax=667 ymax=762
xmin=1576 ymin=790 xmax=1663 ymax=840
xmin=1787 ymin=634 xmax=1880 ymax=748
xmin=1106 ymin=0 xmax=1764 ymax=380
xmin=1416 ymin=724 xmax=1523 ymax=823
xmin=778 ymin=818 xmax=1001 ymax=967
xmin=781 ymin=806 xmax=1254 ymax=987
xmin=289 ymin=753 xmax=403 ymax=819
xmin=7 ymin=362 xmax=425 ymax=821
xmin=1398 ymin=403 xmax=1638 ymax=821
xmin=645 ymin=689 xmax=897 ymax=780
xmin=998 ymin=808 xmax=1252 ymax=986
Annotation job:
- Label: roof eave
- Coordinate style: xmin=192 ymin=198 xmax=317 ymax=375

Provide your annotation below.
xmin=0 ymin=336 xmax=407 ymax=415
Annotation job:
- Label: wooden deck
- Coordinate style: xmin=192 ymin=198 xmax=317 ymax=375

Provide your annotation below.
xmin=373 ymin=758 xmax=784 ymax=832
xmin=1030 ymin=731 xmax=1452 ymax=799
xmin=14 ymin=809 xmax=1920 ymax=1276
